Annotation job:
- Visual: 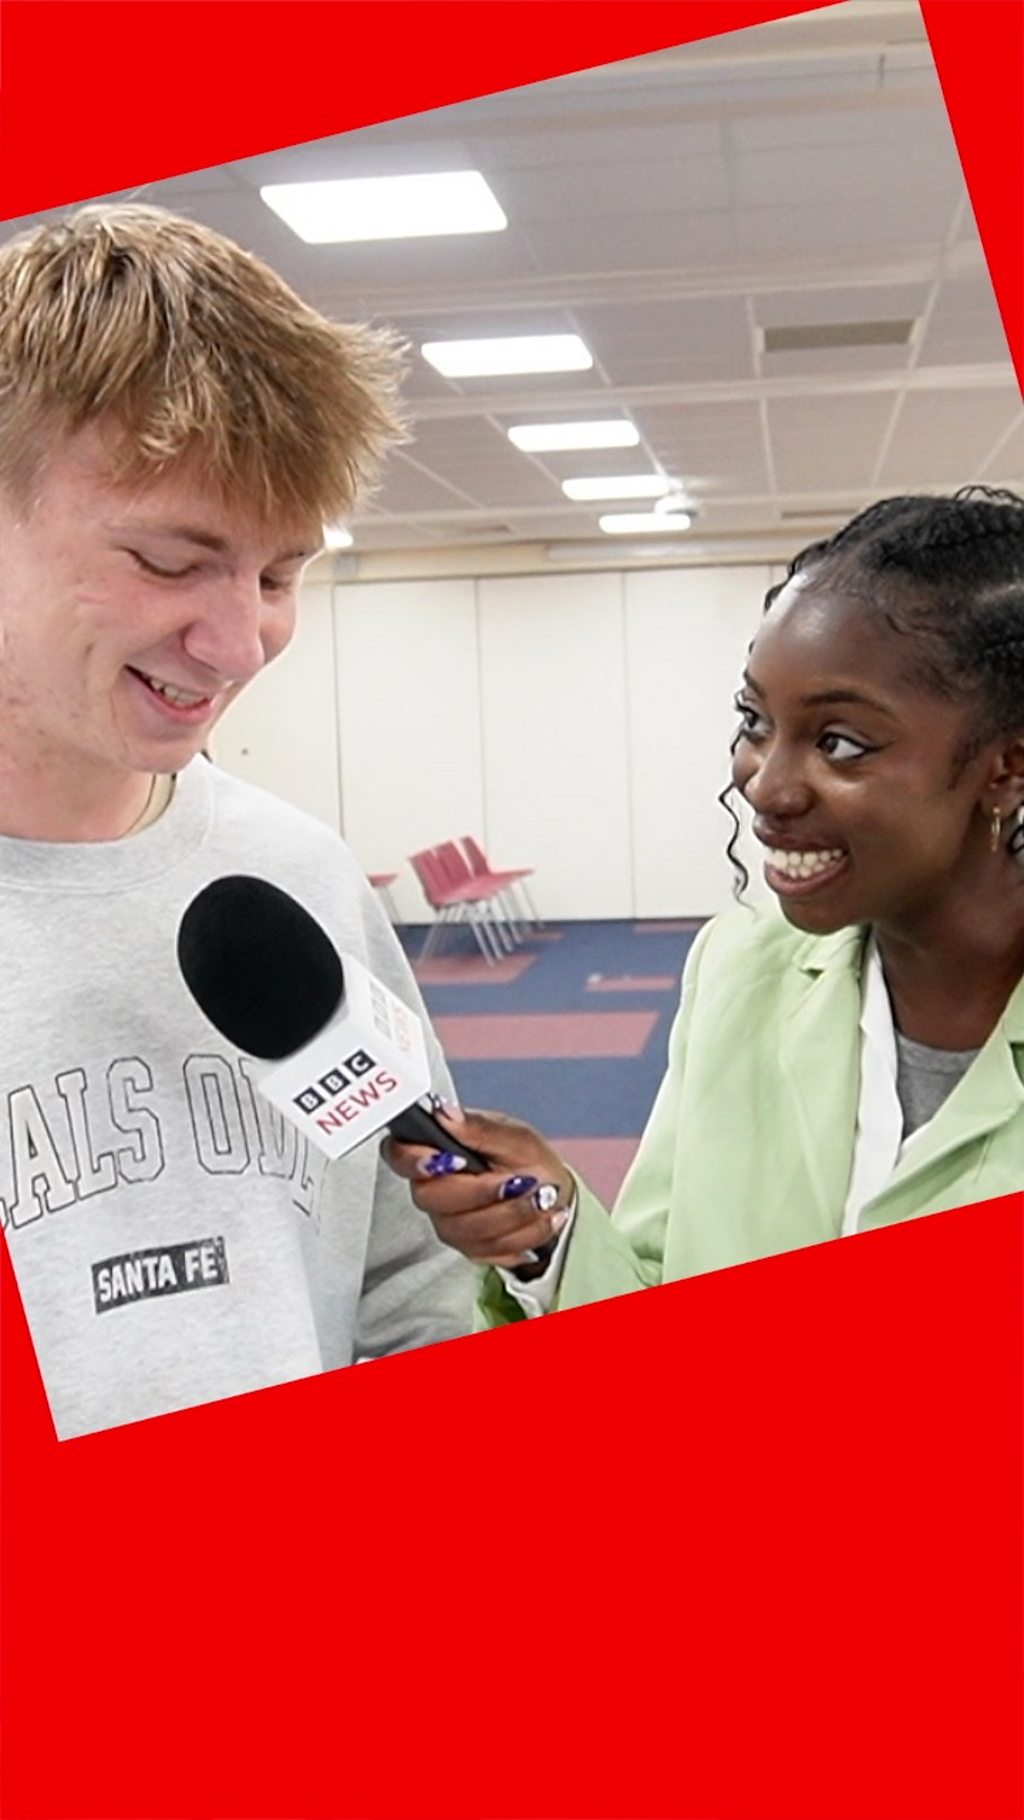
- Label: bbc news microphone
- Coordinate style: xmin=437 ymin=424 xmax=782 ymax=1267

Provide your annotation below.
xmin=177 ymin=875 xmax=574 ymax=1273
xmin=177 ymin=874 xmax=494 ymax=1164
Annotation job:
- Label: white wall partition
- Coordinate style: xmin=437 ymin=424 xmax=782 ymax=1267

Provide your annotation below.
xmin=211 ymin=579 xmax=341 ymax=833
xmin=333 ymin=579 xmax=485 ymax=923
xmin=625 ymin=567 xmax=769 ymax=917
xmin=212 ymin=562 xmax=785 ymax=921
xmin=477 ymin=573 xmax=633 ymax=919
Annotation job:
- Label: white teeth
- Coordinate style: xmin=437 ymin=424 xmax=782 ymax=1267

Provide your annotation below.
xmin=140 ymin=673 xmax=206 ymax=706
xmin=768 ymin=847 xmax=845 ymax=880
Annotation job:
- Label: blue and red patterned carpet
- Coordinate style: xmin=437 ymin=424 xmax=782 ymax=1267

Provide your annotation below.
xmin=399 ymin=919 xmax=703 ymax=1205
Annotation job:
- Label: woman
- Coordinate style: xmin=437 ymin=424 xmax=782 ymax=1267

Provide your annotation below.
xmin=384 ymin=488 xmax=1024 ymax=1321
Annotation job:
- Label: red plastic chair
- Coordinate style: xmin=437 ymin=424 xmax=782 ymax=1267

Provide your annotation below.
xmin=459 ymin=835 xmax=541 ymax=929
xmin=408 ymin=847 xmax=506 ymax=962
xmin=433 ymin=841 xmax=520 ymax=951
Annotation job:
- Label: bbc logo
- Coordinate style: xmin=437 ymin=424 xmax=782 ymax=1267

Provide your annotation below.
xmin=294 ymin=1049 xmax=376 ymax=1114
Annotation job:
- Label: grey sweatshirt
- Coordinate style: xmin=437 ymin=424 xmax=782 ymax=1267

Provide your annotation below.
xmin=0 ymin=759 xmax=475 ymax=1438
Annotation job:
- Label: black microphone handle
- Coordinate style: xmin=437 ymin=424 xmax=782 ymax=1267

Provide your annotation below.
xmin=386 ymin=1102 xmax=491 ymax=1173
xmin=387 ymin=1100 xmax=559 ymax=1276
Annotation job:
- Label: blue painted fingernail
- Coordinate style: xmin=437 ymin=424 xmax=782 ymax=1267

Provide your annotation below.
xmin=420 ymin=1152 xmax=468 ymax=1178
xmin=499 ymin=1174 xmax=538 ymax=1201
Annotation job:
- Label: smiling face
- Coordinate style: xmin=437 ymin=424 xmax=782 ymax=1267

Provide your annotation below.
xmin=0 ymin=425 xmax=321 ymax=829
xmin=731 ymin=575 xmax=1019 ymax=938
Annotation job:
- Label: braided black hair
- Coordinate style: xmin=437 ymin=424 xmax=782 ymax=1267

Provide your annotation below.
xmin=720 ymin=487 xmax=1024 ymax=894
xmin=767 ymin=486 xmax=1024 ymax=751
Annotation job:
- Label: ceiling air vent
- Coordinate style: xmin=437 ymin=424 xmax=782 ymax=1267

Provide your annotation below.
xmin=762 ymin=319 xmax=916 ymax=353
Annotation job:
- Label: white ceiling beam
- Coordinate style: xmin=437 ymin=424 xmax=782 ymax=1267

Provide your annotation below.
xmin=404 ymin=363 xmax=1014 ymax=422
xmin=317 ymin=242 xmax=985 ymax=320
xmin=352 ymin=478 xmax=1019 ymax=530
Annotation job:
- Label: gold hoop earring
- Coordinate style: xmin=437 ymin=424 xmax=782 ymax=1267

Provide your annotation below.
xmin=990 ymin=806 xmax=1004 ymax=853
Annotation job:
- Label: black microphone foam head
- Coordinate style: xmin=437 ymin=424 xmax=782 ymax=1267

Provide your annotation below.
xmin=177 ymin=875 xmax=344 ymax=1059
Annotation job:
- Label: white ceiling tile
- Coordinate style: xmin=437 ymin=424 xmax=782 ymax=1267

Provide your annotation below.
xmin=734 ymin=135 xmax=961 ymax=212
xmin=916 ymin=273 xmax=1015 ymax=366
xmin=439 ymin=461 xmax=565 ymax=508
xmin=258 ymin=226 xmax=544 ymax=302
xmin=876 ymin=390 xmax=1024 ymax=489
xmin=404 ymin=421 xmax=514 ymax=463
xmin=371 ymin=458 xmax=479 ymax=513
xmin=520 ymin=208 xmax=738 ymax=272
xmin=578 ymin=295 xmax=753 ymax=386
xmin=733 ymin=94 xmax=948 ymax=155
xmin=494 ymin=155 xmax=732 ymax=222
xmin=734 ymin=191 xmax=957 ymax=259
xmin=767 ymin=393 xmax=899 ymax=493
xmin=670 ymin=66 xmax=881 ymax=114
xmin=637 ymin=401 xmax=772 ymax=493
xmin=483 ymin=120 xmax=725 ymax=169
xmin=976 ymin=419 xmax=1024 ymax=485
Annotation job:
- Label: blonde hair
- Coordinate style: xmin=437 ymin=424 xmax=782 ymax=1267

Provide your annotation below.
xmin=0 ymin=203 xmax=407 ymax=522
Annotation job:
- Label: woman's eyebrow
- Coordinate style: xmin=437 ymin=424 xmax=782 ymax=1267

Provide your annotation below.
xmin=799 ymin=688 xmax=896 ymax=714
xmin=742 ymin=670 xmax=903 ymax=723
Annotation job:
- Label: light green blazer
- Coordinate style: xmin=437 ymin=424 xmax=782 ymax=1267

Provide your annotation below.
xmin=481 ymin=908 xmax=1024 ymax=1323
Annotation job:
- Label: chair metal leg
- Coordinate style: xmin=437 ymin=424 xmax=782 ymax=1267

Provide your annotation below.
xmin=470 ymin=906 xmax=498 ymax=963
xmin=498 ymin=889 xmax=525 ymax=944
xmin=514 ymin=883 xmax=542 ymax=929
xmin=487 ymin=896 xmax=516 ymax=952
xmin=417 ymin=889 xmax=522 ymax=966
xmin=420 ymin=914 xmax=444 ymax=960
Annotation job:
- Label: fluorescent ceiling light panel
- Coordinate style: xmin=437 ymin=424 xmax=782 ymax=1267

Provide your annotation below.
xmin=324 ymin=525 xmax=354 ymax=550
xmin=563 ymin=475 xmax=670 ymax=502
xmin=421 ymin=334 xmax=592 ymax=378
xmin=600 ymin=511 xmax=692 ymax=534
xmin=508 ymin=421 xmax=640 ymax=452
xmin=261 ymin=171 xmax=507 ymax=243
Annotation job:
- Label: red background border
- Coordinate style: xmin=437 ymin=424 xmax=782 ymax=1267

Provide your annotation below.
xmin=1 ymin=4 xmax=1022 ymax=1815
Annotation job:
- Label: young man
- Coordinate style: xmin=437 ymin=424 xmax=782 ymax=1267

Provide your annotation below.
xmin=0 ymin=204 xmax=475 ymax=1439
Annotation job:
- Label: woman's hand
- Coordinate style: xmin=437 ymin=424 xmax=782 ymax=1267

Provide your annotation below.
xmin=381 ymin=1104 xmax=575 ymax=1269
